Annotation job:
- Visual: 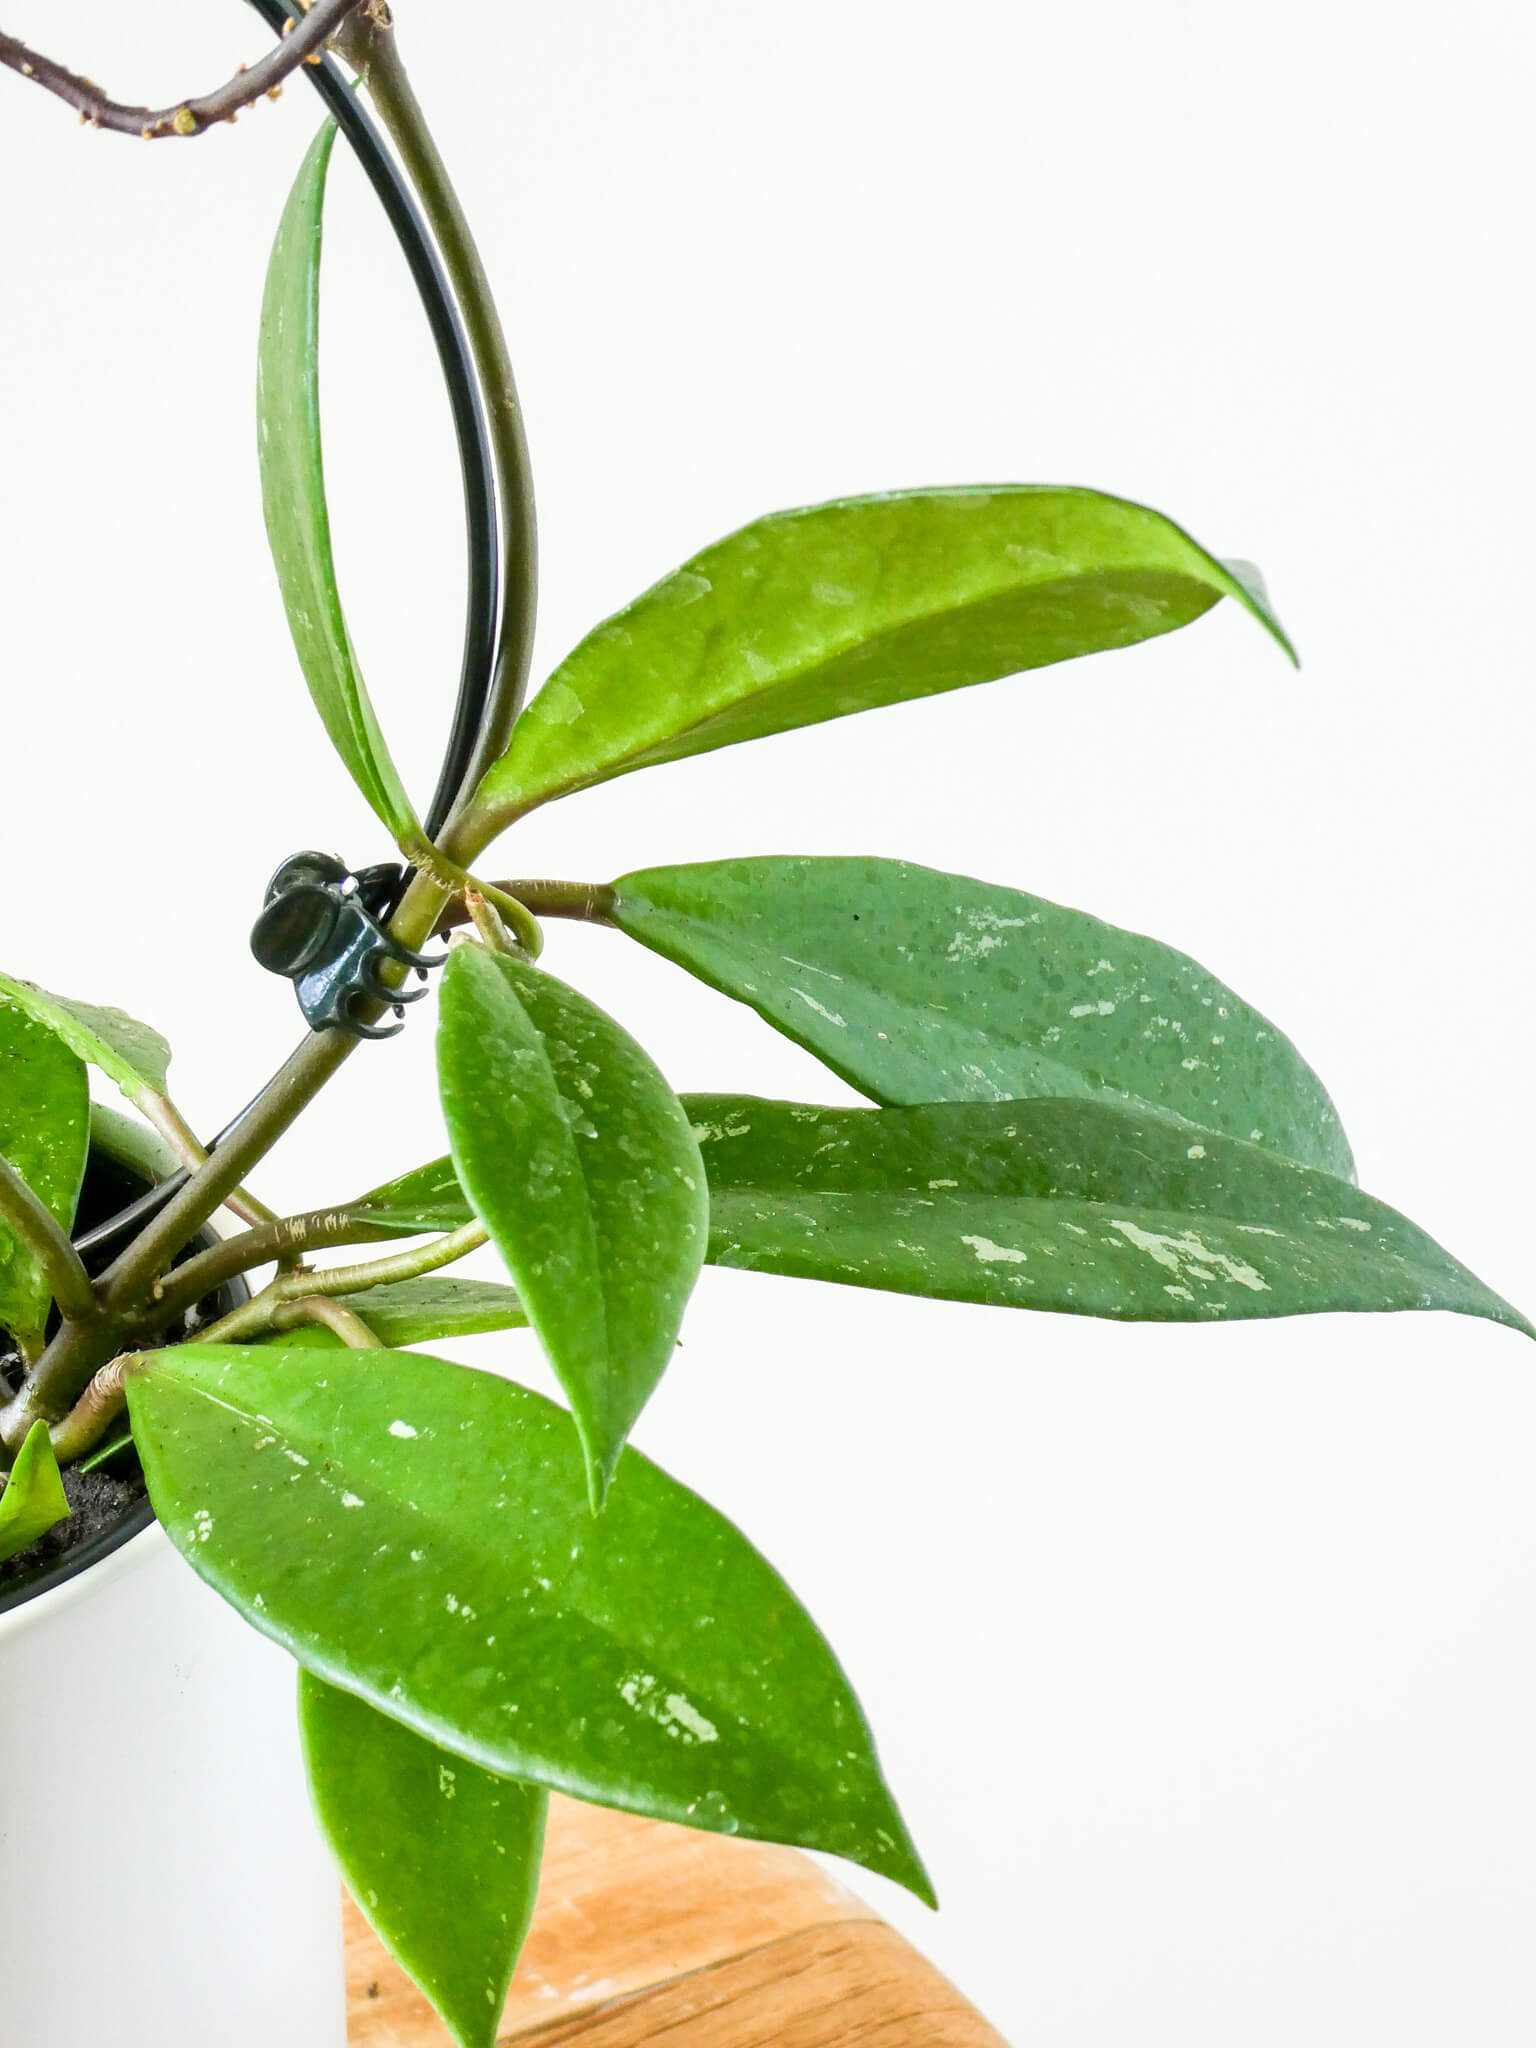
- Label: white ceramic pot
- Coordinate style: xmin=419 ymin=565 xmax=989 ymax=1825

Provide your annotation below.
xmin=0 ymin=1111 xmax=346 ymax=2047
xmin=0 ymin=1517 xmax=347 ymax=2048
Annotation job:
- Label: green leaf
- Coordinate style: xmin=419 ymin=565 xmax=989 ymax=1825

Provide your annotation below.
xmin=686 ymin=1094 xmax=1530 ymax=1334
xmin=473 ymin=487 xmax=1293 ymax=825
xmin=347 ymin=1157 xmax=475 ymax=1238
xmin=300 ymin=1674 xmax=546 ymax=2048
xmin=262 ymin=1277 xmax=527 ymax=1349
xmin=127 ymin=1343 xmax=930 ymax=1902
xmin=0 ymin=972 xmax=172 ymax=1107
xmin=0 ymin=1420 xmax=70 ymax=1563
xmin=258 ymin=120 xmax=423 ymax=849
xmin=437 ymin=946 xmax=707 ymax=1507
xmin=610 ymin=856 xmax=1354 ymax=1180
xmin=0 ymin=998 xmax=89 ymax=1355
xmin=333 ymin=1275 xmax=526 ymax=1347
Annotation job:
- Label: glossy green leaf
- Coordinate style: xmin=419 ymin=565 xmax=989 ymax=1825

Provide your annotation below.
xmin=348 ymin=1157 xmax=475 ymax=1238
xmin=262 ymin=1277 xmax=527 ymax=1349
xmin=128 ymin=1343 xmax=929 ymax=1901
xmin=0 ymin=998 xmax=89 ymax=1355
xmin=258 ymin=120 xmax=422 ymax=848
xmin=301 ymin=1673 xmax=546 ymax=2048
xmin=0 ymin=1420 xmax=70 ymax=1563
xmin=0 ymin=971 xmax=171 ymax=1107
xmin=611 ymin=856 xmax=1354 ymax=1180
xmin=686 ymin=1094 xmax=1530 ymax=1335
xmin=437 ymin=946 xmax=707 ymax=1507
xmin=333 ymin=1275 xmax=526 ymax=1347
xmin=474 ymin=487 xmax=1292 ymax=825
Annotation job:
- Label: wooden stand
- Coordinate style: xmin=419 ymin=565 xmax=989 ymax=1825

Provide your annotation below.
xmin=345 ymin=1794 xmax=1007 ymax=2045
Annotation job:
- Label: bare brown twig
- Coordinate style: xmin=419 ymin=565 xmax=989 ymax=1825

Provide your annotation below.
xmin=0 ymin=0 xmax=362 ymax=140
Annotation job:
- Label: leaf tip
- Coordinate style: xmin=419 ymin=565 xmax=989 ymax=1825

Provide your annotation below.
xmin=877 ymin=1824 xmax=939 ymax=1911
xmin=583 ymin=1442 xmax=618 ymax=1517
xmin=1221 ymin=556 xmax=1299 ymax=668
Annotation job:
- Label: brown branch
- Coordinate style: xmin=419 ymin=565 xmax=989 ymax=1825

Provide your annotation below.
xmin=0 ymin=0 xmax=365 ymax=141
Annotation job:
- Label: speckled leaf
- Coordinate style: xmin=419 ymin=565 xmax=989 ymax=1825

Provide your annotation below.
xmin=473 ymin=487 xmax=1292 ymax=826
xmin=687 ymin=1094 xmax=1530 ymax=1334
xmin=0 ymin=999 xmax=89 ymax=1356
xmin=128 ymin=1344 xmax=930 ymax=1902
xmin=259 ymin=120 xmax=422 ymax=847
xmin=610 ymin=857 xmax=1353 ymax=1180
xmin=0 ymin=971 xmax=172 ymax=1107
xmin=0 ymin=1421 xmax=69 ymax=1563
xmin=437 ymin=946 xmax=707 ymax=1507
xmin=301 ymin=1673 xmax=546 ymax=2048
xmin=264 ymin=1277 xmax=527 ymax=1349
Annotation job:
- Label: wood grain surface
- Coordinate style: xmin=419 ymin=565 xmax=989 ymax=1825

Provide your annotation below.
xmin=345 ymin=1793 xmax=1007 ymax=2046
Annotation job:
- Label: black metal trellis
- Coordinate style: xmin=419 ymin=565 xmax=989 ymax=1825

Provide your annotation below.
xmin=73 ymin=2 xmax=508 ymax=1255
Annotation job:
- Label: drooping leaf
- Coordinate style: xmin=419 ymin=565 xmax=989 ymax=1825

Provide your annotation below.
xmin=0 ymin=1420 xmax=70 ymax=1563
xmin=472 ymin=487 xmax=1292 ymax=826
xmin=300 ymin=1673 xmax=546 ymax=2048
xmin=685 ymin=1094 xmax=1530 ymax=1335
xmin=0 ymin=971 xmax=172 ymax=1106
xmin=258 ymin=120 xmax=423 ymax=849
xmin=610 ymin=856 xmax=1354 ymax=1180
xmin=437 ymin=946 xmax=707 ymax=1507
xmin=260 ymin=1277 xmax=527 ymax=1349
xmin=0 ymin=999 xmax=89 ymax=1355
xmin=127 ymin=1344 xmax=930 ymax=1901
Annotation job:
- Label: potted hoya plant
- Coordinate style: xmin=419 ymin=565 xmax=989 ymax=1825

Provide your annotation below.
xmin=0 ymin=4 xmax=1527 ymax=2043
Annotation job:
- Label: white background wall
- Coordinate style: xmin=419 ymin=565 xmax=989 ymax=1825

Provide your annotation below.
xmin=3 ymin=2 xmax=1534 ymax=2039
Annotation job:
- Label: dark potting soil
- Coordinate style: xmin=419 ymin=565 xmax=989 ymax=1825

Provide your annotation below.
xmin=0 ymin=1458 xmax=147 ymax=1590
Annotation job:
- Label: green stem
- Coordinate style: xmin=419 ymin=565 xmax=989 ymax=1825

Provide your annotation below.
xmin=338 ymin=8 xmax=538 ymax=796
xmin=49 ymin=1354 xmax=130 ymax=1466
xmin=142 ymin=1092 xmax=281 ymax=1229
xmin=144 ymin=1209 xmax=405 ymax=1333
xmin=298 ymin=1218 xmax=489 ymax=1295
xmin=465 ymin=891 xmax=518 ymax=957
xmin=437 ymin=879 xmax=614 ymax=935
xmin=197 ymin=1220 xmax=489 ymax=1347
xmin=272 ymin=1296 xmax=384 ymax=1350
xmin=0 ymin=1152 xmax=98 ymax=1330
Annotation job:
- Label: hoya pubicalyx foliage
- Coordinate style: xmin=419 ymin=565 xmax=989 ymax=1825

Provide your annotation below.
xmin=0 ymin=100 xmax=1526 ymax=2048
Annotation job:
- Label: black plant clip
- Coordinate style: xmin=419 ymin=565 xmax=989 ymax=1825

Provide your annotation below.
xmin=250 ymin=853 xmax=446 ymax=1041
